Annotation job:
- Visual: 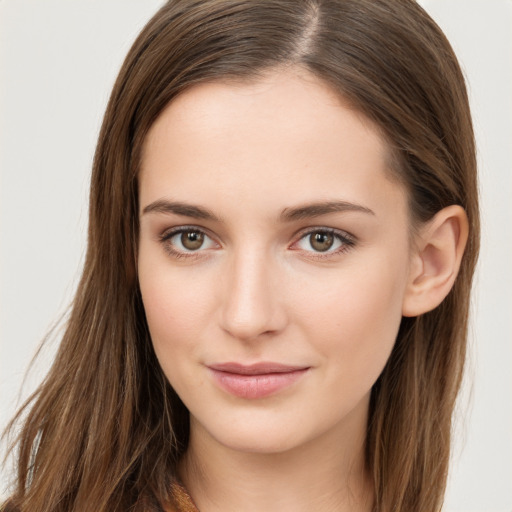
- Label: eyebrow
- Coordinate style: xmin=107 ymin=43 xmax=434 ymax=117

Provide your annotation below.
xmin=141 ymin=199 xmax=375 ymax=222
xmin=142 ymin=200 xmax=220 ymax=221
xmin=280 ymin=200 xmax=375 ymax=221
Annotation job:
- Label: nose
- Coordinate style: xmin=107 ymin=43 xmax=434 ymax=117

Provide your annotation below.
xmin=220 ymin=249 xmax=288 ymax=342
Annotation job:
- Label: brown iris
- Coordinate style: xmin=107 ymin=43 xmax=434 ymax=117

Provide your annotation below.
xmin=309 ymin=232 xmax=334 ymax=252
xmin=181 ymin=230 xmax=204 ymax=250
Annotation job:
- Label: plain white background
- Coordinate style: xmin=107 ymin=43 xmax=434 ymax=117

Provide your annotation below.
xmin=0 ymin=1 xmax=511 ymax=510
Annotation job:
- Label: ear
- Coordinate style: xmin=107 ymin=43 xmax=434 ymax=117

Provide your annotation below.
xmin=402 ymin=205 xmax=469 ymax=317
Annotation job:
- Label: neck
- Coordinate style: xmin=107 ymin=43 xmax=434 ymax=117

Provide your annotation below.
xmin=179 ymin=401 xmax=374 ymax=512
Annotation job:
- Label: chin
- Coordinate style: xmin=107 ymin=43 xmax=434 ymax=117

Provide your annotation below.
xmin=216 ymin=429 xmax=305 ymax=455
xmin=190 ymin=408 xmax=324 ymax=457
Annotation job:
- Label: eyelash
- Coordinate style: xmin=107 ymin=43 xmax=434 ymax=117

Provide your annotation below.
xmin=158 ymin=225 xmax=356 ymax=261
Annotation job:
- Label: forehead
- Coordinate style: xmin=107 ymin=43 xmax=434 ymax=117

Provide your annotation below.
xmin=143 ymin=68 xmax=385 ymax=158
xmin=139 ymin=68 xmax=406 ymax=221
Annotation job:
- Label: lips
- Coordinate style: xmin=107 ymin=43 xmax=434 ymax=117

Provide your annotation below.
xmin=207 ymin=362 xmax=309 ymax=399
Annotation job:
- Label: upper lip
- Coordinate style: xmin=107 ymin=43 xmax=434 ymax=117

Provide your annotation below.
xmin=208 ymin=362 xmax=309 ymax=375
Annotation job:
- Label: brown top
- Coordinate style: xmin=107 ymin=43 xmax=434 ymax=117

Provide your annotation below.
xmin=1 ymin=482 xmax=199 ymax=512
xmin=165 ymin=481 xmax=199 ymax=512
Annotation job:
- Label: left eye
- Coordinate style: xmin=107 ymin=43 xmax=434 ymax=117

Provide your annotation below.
xmin=164 ymin=228 xmax=217 ymax=253
xmin=295 ymin=229 xmax=352 ymax=253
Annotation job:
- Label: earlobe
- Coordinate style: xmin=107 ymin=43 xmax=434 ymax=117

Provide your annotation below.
xmin=402 ymin=205 xmax=469 ymax=317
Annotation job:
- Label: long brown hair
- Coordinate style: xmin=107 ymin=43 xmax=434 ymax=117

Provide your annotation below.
xmin=2 ymin=1 xmax=479 ymax=510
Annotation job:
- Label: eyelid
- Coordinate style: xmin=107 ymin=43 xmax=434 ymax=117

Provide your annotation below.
xmin=159 ymin=224 xmax=215 ymax=242
xmin=292 ymin=226 xmax=356 ymax=243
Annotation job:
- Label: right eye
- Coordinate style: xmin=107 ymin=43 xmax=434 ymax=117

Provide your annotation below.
xmin=160 ymin=227 xmax=218 ymax=257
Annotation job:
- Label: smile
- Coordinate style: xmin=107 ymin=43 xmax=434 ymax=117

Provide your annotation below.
xmin=207 ymin=362 xmax=310 ymax=399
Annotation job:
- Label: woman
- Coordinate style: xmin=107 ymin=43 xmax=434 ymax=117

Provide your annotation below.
xmin=2 ymin=1 xmax=479 ymax=511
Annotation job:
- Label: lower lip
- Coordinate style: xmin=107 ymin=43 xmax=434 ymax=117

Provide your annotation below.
xmin=209 ymin=368 xmax=309 ymax=399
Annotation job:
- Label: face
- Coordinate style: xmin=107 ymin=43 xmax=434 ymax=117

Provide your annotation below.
xmin=138 ymin=68 xmax=413 ymax=455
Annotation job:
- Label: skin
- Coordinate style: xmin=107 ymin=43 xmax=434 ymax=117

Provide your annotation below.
xmin=137 ymin=68 xmax=467 ymax=511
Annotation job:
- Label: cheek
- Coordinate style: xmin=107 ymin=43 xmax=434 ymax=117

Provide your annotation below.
xmin=138 ymin=255 xmax=217 ymax=370
xmin=290 ymin=253 xmax=407 ymax=387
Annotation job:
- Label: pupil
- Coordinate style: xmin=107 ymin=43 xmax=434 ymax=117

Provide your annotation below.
xmin=310 ymin=232 xmax=333 ymax=252
xmin=181 ymin=231 xmax=204 ymax=250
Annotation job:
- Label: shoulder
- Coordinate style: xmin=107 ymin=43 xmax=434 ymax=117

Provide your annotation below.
xmin=0 ymin=482 xmax=197 ymax=512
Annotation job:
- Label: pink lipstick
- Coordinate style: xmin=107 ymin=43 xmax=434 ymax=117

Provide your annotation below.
xmin=207 ymin=362 xmax=309 ymax=399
